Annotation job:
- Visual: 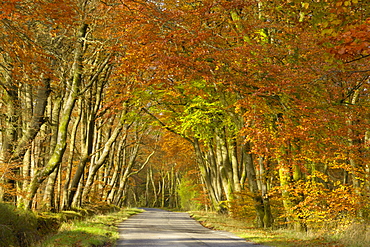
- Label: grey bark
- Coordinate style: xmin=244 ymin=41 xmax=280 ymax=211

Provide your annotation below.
xmin=25 ymin=23 xmax=88 ymax=209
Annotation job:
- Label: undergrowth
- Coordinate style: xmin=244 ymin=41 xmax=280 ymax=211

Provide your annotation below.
xmin=0 ymin=203 xmax=40 ymax=247
xmin=36 ymin=208 xmax=142 ymax=247
xmin=190 ymin=210 xmax=370 ymax=247
xmin=0 ymin=202 xmax=141 ymax=247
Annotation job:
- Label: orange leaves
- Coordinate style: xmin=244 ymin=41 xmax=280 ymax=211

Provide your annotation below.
xmin=326 ymin=184 xmax=361 ymax=214
xmin=0 ymin=0 xmax=77 ymax=26
xmin=0 ymin=0 xmax=82 ymax=86
xmin=0 ymin=0 xmax=21 ymax=20
xmin=229 ymin=190 xmax=262 ymax=220
xmin=40 ymin=0 xmax=77 ymax=27
xmin=277 ymin=178 xmax=363 ymax=227
xmin=157 ymin=131 xmax=195 ymax=169
xmin=330 ymin=19 xmax=370 ymax=60
xmin=317 ymin=0 xmax=370 ymax=62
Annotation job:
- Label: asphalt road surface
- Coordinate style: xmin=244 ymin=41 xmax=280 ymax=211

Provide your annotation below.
xmin=116 ymin=208 xmax=269 ymax=247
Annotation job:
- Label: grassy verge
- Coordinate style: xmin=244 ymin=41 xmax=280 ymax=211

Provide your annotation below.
xmin=189 ymin=211 xmax=369 ymax=247
xmin=0 ymin=203 xmax=40 ymax=247
xmin=36 ymin=208 xmax=143 ymax=247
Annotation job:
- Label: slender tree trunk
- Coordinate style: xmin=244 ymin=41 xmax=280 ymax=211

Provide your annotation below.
xmin=113 ymin=144 xmax=153 ymax=206
xmin=0 ymin=80 xmax=20 ymax=203
xmin=242 ymin=142 xmax=268 ymax=228
xmin=25 ymin=23 xmax=88 ymax=209
xmin=258 ymin=156 xmax=273 ymax=227
xmin=145 ymin=171 xmax=150 ymax=206
xmin=81 ymin=110 xmax=126 ymax=201
xmin=150 ymin=166 xmax=158 ymax=207
xmin=61 ymin=99 xmax=82 ymax=209
xmin=208 ymin=143 xmax=223 ymax=203
xmin=193 ymin=139 xmax=220 ymax=209
xmin=230 ymin=140 xmax=242 ymax=192
xmin=107 ymin=133 xmax=128 ymax=203
xmin=42 ymin=165 xmax=59 ymax=211
xmin=41 ymin=95 xmax=62 ymax=211
xmin=65 ymin=102 xmax=94 ymax=209
xmin=12 ymin=77 xmax=51 ymax=161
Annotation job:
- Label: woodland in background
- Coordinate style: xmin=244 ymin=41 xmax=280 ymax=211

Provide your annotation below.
xmin=0 ymin=0 xmax=369 ymax=232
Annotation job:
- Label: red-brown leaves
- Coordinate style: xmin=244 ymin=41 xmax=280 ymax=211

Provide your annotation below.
xmin=331 ymin=19 xmax=370 ymax=60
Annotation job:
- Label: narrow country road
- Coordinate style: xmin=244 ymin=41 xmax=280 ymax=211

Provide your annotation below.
xmin=116 ymin=208 xmax=269 ymax=247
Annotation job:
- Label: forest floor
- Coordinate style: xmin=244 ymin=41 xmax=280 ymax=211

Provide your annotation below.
xmin=36 ymin=208 xmax=143 ymax=247
xmin=189 ymin=210 xmax=369 ymax=247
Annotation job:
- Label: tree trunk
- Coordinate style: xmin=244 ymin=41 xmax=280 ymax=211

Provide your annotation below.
xmin=61 ymin=99 xmax=82 ymax=209
xmin=25 ymin=23 xmax=88 ymax=209
xmin=258 ymin=156 xmax=273 ymax=227
xmin=244 ymin=143 xmax=262 ymax=227
xmin=40 ymin=95 xmax=62 ymax=211
xmin=215 ymin=132 xmax=234 ymax=202
xmin=81 ymin=110 xmax=126 ymax=201
xmin=107 ymin=132 xmax=128 ymax=204
xmin=42 ymin=165 xmax=59 ymax=211
xmin=193 ymin=139 xmax=220 ymax=209
xmin=12 ymin=77 xmax=50 ymax=161
xmin=0 ymin=79 xmax=20 ymax=203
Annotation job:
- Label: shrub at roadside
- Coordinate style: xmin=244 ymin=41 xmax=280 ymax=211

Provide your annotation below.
xmin=0 ymin=203 xmax=40 ymax=247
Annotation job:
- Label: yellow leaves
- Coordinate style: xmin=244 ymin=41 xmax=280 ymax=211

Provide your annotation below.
xmin=301 ymin=2 xmax=309 ymax=9
xmin=321 ymin=28 xmax=337 ymax=37
xmin=280 ymin=179 xmax=364 ymax=226
xmin=255 ymin=29 xmax=269 ymax=43
xmin=335 ymin=1 xmax=353 ymax=7
xmin=332 ymin=19 xmax=342 ymax=25
xmin=321 ymin=21 xmax=329 ymax=28
xmin=309 ymin=170 xmax=329 ymax=182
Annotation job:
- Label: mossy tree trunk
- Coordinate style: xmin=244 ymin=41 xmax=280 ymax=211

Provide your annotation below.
xmin=25 ymin=23 xmax=88 ymax=209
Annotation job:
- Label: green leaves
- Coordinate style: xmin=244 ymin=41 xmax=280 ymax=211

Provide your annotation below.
xmin=180 ymin=96 xmax=225 ymax=140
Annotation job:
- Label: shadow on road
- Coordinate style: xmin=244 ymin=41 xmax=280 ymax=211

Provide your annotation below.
xmin=117 ymin=208 xmax=269 ymax=247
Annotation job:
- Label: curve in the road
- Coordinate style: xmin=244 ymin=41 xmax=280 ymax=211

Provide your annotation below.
xmin=116 ymin=208 xmax=269 ymax=247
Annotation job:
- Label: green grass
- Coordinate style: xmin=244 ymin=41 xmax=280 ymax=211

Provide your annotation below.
xmin=0 ymin=203 xmax=40 ymax=247
xmin=189 ymin=211 xmax=369 ymax=247
xmin=37 ymin=208 xmax=143 ymax=247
